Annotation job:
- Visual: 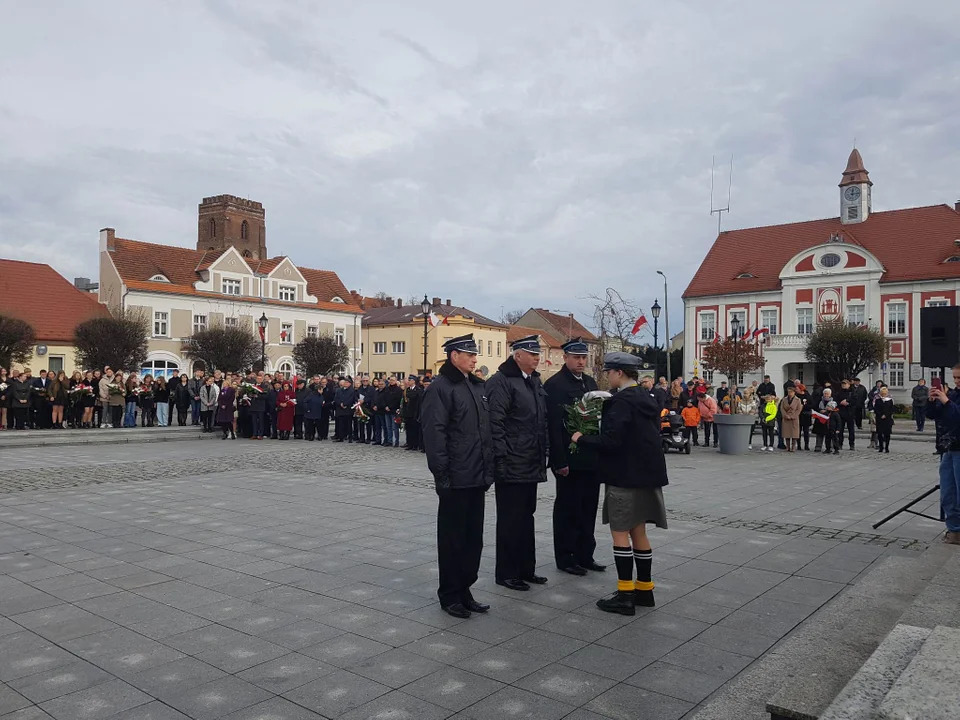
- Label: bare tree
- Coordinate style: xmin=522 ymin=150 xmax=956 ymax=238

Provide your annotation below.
xmin=74 ymin=309 xmax=149 ymax=372
xmin=293 ymin=335 xmax=350 ymax=377
xmin=503 ymin=309 xmax=526 ymax=325
xmin=184 ymin=324 xmax=262 ymax=373
xmin=589 ymin=288 xmax=640 ymax=353
xmin=0 ymin=315 xmax=35 ymax=369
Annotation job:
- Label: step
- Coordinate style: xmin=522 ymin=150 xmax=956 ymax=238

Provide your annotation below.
xmin=689 ymin=546 xmax=954 ymax=720
xmin=898 ymin=550 xmax=960 ymax=631
xmin=819 ymin=624 xmax=931 ymax=720
xmin=877 ymin=625 xmax=960 ymax=720
xmin=0 ymin=426 xmax=215 ymax=448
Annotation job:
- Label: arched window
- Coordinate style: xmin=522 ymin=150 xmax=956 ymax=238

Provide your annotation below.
xmin=278 ymin=361 xmax=294 ymax=380
xmin=241 ymin=220 xmax=249 ymax=240
xmin=242 ymin=249 xmax=252 ymax=258
xmin=141 ymin=359 xmax=180 ymax=378
xmin=208 ymin=218 xmax=216 ymax=239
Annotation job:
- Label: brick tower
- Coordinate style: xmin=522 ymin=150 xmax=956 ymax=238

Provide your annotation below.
xmin=197 ymin=195 xmax=267 ymax=260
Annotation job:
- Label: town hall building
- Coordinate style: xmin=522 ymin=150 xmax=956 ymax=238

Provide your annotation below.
xmin=683 ymin=149 xmax=960 ymax=402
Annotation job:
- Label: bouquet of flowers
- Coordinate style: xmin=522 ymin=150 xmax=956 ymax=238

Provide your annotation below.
xmin=69 ymin=386 xmax=92 ymax=403
xmin=32 ymin=386 xmax=48 ymax=399
xmin=236 ymin=382 xmax=263 ymax=406
xmin=107 ymin=383 xmax=125 ymax=397
xmin=565 ymin=390 xmax=611 ymax=454
xmin=352 ymin=401 xmax=370 ymax=424
xmin=0 ymin=382 xmax=7 ymax=393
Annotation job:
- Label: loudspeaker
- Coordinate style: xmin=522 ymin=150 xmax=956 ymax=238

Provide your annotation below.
xmin=920 ymin=306 xmax=960 ymax=369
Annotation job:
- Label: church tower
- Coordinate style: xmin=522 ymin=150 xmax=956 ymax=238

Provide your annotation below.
xmin=197 ymin=195 xmax=268 ymax=260
xmin=838 ymin=148 xmax=872 ymax=225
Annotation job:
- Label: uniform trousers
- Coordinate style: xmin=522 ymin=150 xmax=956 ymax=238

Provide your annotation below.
xmin=552 ymin=469 xmax=600 ymax=569
xmin=437 ymin=486 xmax=486 ymax=608
xmin=334 ymin=415 xmax=352 ymax=440
xmin=405 ymin=419 xmax=421 ymax=450
xmin=495 ymin=482 xmax=538 ymax=582
xmin=318 ymin=407 xmax=331 ymax=439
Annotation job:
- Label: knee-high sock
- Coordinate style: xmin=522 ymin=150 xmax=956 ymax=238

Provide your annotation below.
xmin=634 ymin=549 xmax=653 ymax=591
xmin=613 ymin=546 xmax=633 ymax=591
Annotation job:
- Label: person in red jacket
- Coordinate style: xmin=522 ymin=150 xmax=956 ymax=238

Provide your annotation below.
xmin=276 ymin=381 xmax=296 ymax=440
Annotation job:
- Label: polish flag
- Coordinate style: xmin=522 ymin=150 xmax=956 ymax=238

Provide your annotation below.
xmin=811 ymin=410 xmax=830 ymax=424
xmin=429 ymin=312 xmax=449 ymax=327
xmin=752 ymin=327 xmax=770 ymax=340
xmin=712 ymin=333 xmax=722 ymax=344
xmin=631 ymin=314 xmax=649 ymax=335
xmin=258 ymin=325 xmax=265 ymax=342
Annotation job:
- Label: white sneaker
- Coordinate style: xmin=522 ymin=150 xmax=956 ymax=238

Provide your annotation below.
xmin=748 ymin=445 xmax=753 ymax=450
xmin=103 ymin=423 xmax=112 ymax=429
xmin=767 ymin=446 xmax=774 ymax=452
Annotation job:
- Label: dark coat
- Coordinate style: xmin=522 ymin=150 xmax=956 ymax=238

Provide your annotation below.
xmin=303 ymin=389 xmax=324 ymax=419
xmin=486 ymin=355 xmax=547 ymax=484
xmin=334 ymin=386 xmax=358 ymax=416
xmin=402 ymin=386 xmax=422 ymax=420
xmin=216 ymin=387 xmax=236 ymax=425
xmin=758 ymin=382 xmax=776 ymax=398
xmin=577 ymin=384 xmax=668 ymax=490
xmin=797 ymin=391 xmax=812 ymax=428
xmin=357 ymin=383 xmax=375 ymax=407
xmin=420 ymin=360 xmax=493 ymax=491
xmin=834 ymin=387 xmax=854 ymax=419
xmin=873 ymin=396 xmax=896 ymax=431
xmin=652 ymin=386 xmax=668 ymax=410
xmin=851 ymin=384 xmax=869 ymax=409
xmin=294 ymin=387 xmax=309 ymax=416
xmin=321 ymin=384 xmax=336 ymax=410
xmin=173 ymin=382 xmax=193 ymax=411
xmin=248 ymin=383 xmax=268 ymax=413
xmin=543 ymin=364 xmax=599 ymax=473
xmin=380 ymin=384 xmax=402 ymax=415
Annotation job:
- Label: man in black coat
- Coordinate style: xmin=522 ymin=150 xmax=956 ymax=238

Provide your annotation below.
xmin=402 ymin=376 xmax=423 ymax=451
xmin=380 ymin=376 xmax=403 ymax=447
xmin=318 ymin=377 xmax=335 ymax=440
xmin=487 ymin=335 xmax=548 ymax=592
xmin=851 ymin=377 xmax=869 ymax=429
xmin=421 ymin=334 xmax=493 ymax=619
xmin=758 ymin=375 xmax=776 ymax=398
xmin=834 ymin=379 xmax=857 ymax=449
xmin=333 ymin=378 xmax=358 ymax=442
xmin=544 ymin=338 xmax=604 ymax=576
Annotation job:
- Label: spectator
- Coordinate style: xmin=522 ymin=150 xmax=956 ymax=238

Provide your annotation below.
xmin=680 ymin=399 xmax=700 ymax=446
xmin=761 ymin=394 xmax=778 ymax=451
xmin=873 ymin=386 xmax=895 ymax=453
xmin=698 ymin=391 xmax=718 ymax=448
xmin=199 ymin=375 xmax=220 ymax=433
xmin=851 ymin=378 xmax=869 ymax=429
xmin=912 ymin=378 xmax=928 ymax=432
xmin=779 ymin=387 xmax=802 ymax=452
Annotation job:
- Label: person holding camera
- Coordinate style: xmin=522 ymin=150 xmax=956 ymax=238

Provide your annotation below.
xmin=927 ymin=363 xmax=960 ymax=545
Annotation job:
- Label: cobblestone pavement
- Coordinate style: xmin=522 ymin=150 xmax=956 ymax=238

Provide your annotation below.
xmin=0 ymin=437 xmax=946 ymax=719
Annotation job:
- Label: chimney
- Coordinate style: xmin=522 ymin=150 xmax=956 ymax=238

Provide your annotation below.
xmin=445 ymin=299 xmax=451 ymax=306
xmin=955 ymin=200 xmax=960 ymax=212
xmin=432 ymin=297 xmax=441 ymax=306
xmin=397 ymin=298 xmax=403 ymax=308
xmin=99 ymin=227 xmax=116 ymax=253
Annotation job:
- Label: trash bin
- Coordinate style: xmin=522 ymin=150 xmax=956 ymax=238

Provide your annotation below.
xmin=713 ymin=414 xmax=755 ymax=455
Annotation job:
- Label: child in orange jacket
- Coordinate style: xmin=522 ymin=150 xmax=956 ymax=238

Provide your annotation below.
xmin=681 ymin=399 xmax=701 ymax=446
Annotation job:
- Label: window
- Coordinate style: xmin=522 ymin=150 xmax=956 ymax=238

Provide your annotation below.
xmin=820 ymin=253 xmax=841 ymax=268
xmin=699 ymin=313 xmax=716 ymax=341
xmin=307 ymin=325 xmax=318 ymax=338
xmin=497 ymin=342 xmax=502 ymax=356
xmin=889 ymin=361 xmax=905 ymax=388
xmin=728 ymin=310 xmax=746 ymax=337
xmin=193 ymin=315 xmax=207 ymax=333
xmin=209 ymin=218 xmax=216 ymax=238
xmin=148 ymin=274 xmax=169 ymax=283
xmin=277 ymin=361 xmax=293 ymax=380
xmin=154 ymin=311 xmax=168 ymax=337
xmin=847 ymin=206 xmax=859 ymax=221
xmin=374 ymin=372 xmax=385 ymax=379
xmin=488 ymin=341 xmax=493 ymax=356
xmin=222 ymin=278 xmax=241 ymax=295
xmin=241 ymin=220 xmax=249 ymax=240
xmin=279 ymin=285 xmax=296 ymax=302
xmin=797 ymin=308 xmax=814 ymax=335
xmin=391 ymin=341 xmax=406 ymax=354
xmin=735 ymin=272 xmax=754 ymax=279
xmin=373 ymin=342 xmax=387 ymax=354
xmin=141 ymin=360 xmax=179 ymax=378
xmin=280 ymin=323 xmax=293 ymax=344
xmin=335 ymin=329 xmax=345 ymax=346
xmin=927 ymin=299 xmax=949 ymax=307
xmin=846 ymin=304 xmax=865 ymax=327
xmin=47 ymin=356 xmax=64 ymax=374
xmin=760 ymin=309 xmax=778 ymax=335
xmin=477 ymin=341 xmax=483 ymax=356
xmin=887 ymin=303 xmax=907 ymax=335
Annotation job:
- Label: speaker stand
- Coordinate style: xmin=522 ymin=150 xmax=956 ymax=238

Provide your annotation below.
xmin=872 ymin=485 xmax=942 ymax=530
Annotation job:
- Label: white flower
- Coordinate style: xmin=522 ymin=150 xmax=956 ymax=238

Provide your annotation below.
xmin=582 ymin=390 xmax=612 ymax=402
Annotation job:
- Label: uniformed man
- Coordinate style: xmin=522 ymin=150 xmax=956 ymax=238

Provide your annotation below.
xmin=487 ymin=335 xmax=548 ymax=591
xmin=421 ymin=334 xmax=493 ymax=618
xmin=544 ymin=338 xmax=605 ymax=576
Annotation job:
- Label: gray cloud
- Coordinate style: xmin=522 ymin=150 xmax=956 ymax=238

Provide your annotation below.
xmin=1 ymin=0 xmax=959 ymax=334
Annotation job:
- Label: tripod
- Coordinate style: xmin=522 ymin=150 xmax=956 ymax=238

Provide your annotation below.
xmin=872 ymin=485 xmax=942 ymax=530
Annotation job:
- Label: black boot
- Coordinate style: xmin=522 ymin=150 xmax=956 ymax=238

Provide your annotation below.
xmin=596 ymin=591 xmax=636 ymax=616
xmin=634 ymin=589 xmax=656 ymax=607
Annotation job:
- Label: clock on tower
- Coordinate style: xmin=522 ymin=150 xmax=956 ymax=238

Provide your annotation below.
xmin=839 ymin=148 xmax=872 ymax=225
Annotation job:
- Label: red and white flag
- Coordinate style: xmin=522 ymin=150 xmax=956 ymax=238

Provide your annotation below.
xmin=712 ymin=333 xmax=722 ymax=344
xmin=258 ymin=325 xmax=265 ymax=342
xmin=752 ymin=327 xmax=770 ymax=340
xmin=429 ymin=312 xmax=449 ymax=328
xmin=631 ymin=314 xmax=649 ymax=335
xmin=811 ymin=410 xmax=830 ymax=424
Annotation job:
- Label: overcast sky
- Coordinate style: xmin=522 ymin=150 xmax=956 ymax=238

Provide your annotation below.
xmin=2 ymin=1 xmax=959 ymax=337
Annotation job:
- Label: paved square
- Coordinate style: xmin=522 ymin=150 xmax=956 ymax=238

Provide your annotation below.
xmin=0 ymin=438 xmax=945 ymax=718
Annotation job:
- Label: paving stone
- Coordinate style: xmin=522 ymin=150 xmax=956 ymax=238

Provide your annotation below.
xmin=625 ymin=660 xmax=727 ymax=703
xmin=236 ymin=652 xmax=335 ymax=693
xmin=498 ymin=628 xmax=586 ymax=663
xmin=455 ymin=646 xmax=551 ymax=684
xmin=0 ymin=637 xmax=78 ymax=683
xmin=8 ymin=661 xmax=114 ymax=704
xmin=403 ymin=631 xmax=491 ymax=664
xmin=351 ymin=648 xmax=445 ymax=688
xmin=695 ymin=624 xmax=781 ymax=658
xmin=61 ymin=628 xmax=185 ymax=677
xmin=560 ymin=643 xmax=664 ymax=682
xmin=337 ymin=690 xmax=451 ymax=720
xmin=39 ymin=678 xmax=152 ymax=720
xmin=107 ymin=701 xmax=191 ymax=720
xmin=514 ymin=663 xmax=617 ymax=706
xmin=166 ymin=676 xmax=272 ymax=720
xmin=403 ymin=666 xmax=504 ymax=712
xmin=222 ymin=697 xmax=328 ymax=720
xmin=585 ymin=683 xmax=694 ymax=720
xmin=0 ymin=685 xmax=31 ymax=716
xmin=1 ymin=707 xmax=57 ymax=720
xmin=461 ymin=686 xmax=574 ymax=720
xmin=126 ymin=657 xmax=227 ymax=698
xmin=283 ymin=669 xmax=390 ymax=717
xmin=659 ymin=640 xmax=754 ymax=680
xmin=352 ymin=616 xmax=436 ymax=646
xmin=298 ymin=633 xmax=393 ymax=668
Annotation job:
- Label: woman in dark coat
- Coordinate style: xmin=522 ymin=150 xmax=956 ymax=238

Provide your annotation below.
xmin=276 ymin=381 xmax=295 ymax=440
xmin=174 ymin=375 xmax=192 ymax=426
xmin=795 ymin=382 xmax=812 ymax=451
xmin=873 ymin=385 xmax=895 ymax=453
xmin=216 ymin=379 xmax=236 ymax=439
xmin=571 ymin=353 xmax=668 ymax=617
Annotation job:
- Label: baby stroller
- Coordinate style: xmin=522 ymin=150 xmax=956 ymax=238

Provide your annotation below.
xmin=660 ymin=410 xmax=691 ymax=454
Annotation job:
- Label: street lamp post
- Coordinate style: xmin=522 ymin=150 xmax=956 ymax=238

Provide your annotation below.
xmin=421 ymin=295 xmax=431 ymax=376
xmin=656 ymin=271 xmax=670 ymax=381
xmin=651 ymin=299 xmax=662 ymax=379
xmin=258 ymin=312 xmax=268 ymax=372
xmin=731 ymin=315 xmax=741 ymax=386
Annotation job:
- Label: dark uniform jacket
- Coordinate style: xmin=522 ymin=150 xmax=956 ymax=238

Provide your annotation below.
xmin=486 ymin=355 xmax=547 ymax=484
xmin=294 ymin=387 xmax=309 ymax=416
xmin=421 ymin=360 xmax=493 ymax=491
xmin=543 ymin=365 xmax=599 ymax=473
xmin=302 ymin=390 xmax=324 ymax=420
xmin=834 ymin=387 xmax=854 ymax=419
xmin=577 ymin=384 xmax=668 ymax=490
xmin=851 ymin=383 xmax=869 ymax=409
xmin=334 ymin=386 xmax=358 ymax=416
xmin=380 ymin=384 xmax=402 ymax=416
xmin=402 ymin=386 xmax=422 ymax=420
xmin=758 ymin=381 xmax=776 ymax=398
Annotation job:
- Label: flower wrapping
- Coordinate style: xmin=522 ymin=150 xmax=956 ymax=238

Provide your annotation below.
xmin=564 ymin=390 xmax=611 ymax=453
xmin=352 ymin=401 xmax=370 ymax=423
xmin=107 ymin=384 xmax=125 ymax=397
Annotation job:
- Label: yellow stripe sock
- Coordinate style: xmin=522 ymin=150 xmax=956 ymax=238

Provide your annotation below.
xmin=634 ymin=581 xmax=654 ymax=591
xmin=617 ymin=580 xmax=634 ymax=592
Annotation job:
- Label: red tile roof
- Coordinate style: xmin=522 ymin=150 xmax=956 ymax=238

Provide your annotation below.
xmin=364 ymin=303 xmax=505 ymax=328
xmin=529 ymin=309 xmax=598 ymax=342
xmin=110 ymin=238 xmax=360 ymax=313
xmin=683 ymin=204 xmax=960 ymax=298
xmin=0 ymin=259 xmax=111 ymax=342
xmin=507 ymin=325 xmax=562 ymax=348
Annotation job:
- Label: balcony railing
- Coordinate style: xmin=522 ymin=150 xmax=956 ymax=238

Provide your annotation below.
xmin=768 ymin=334 xmax=809 ymax=349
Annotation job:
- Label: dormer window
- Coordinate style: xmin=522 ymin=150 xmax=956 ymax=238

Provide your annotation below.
xmin=222 ymin=278 xmax=241 ymax=296
xmin=735 ymin=273 xmax=754 ymax=279
xmin=820 ymin=253 xmax=842 ymax=268
xmin=278 ymin=285 xmax=296 ymax=302
xmin=944 ymin=256 xmax=960 ymax=263
xmin=331 ymin=296 xmax=346 ymax=303
xmin=148 ymin=274 xmax=170 ymax=283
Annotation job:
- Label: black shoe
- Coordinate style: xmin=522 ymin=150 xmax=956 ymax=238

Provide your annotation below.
xmin=496 ymin=578 xmax=530 ymax=591
xmin=559 ymin=565 xmax=587 ymax=576
xmin=463 ymin=599 xmax=489 ymax=613
xmin=522 ymin=575 xmax=548 ymax=585
xmin=634 ymin=589 xmax=656 ymax=607
xmin=441 ymin=603 xmax=471 ymax=619
xmin=581 ymin=561 xmax=607 ymax=572
xmin=596 ymin=591 xmax=636 ymax=616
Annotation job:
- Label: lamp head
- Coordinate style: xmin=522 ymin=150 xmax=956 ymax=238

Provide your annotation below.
xmin=258 ymin=313 xmax=268 ymax=329
xmin=420 ymin=295 xmax=431 ymax=315
xmin=651 ymin=299 xmax=661 ymax=319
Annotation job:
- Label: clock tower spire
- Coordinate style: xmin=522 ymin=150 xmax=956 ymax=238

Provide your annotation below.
xmin=839 ymin=148 xmax=872 ymax=225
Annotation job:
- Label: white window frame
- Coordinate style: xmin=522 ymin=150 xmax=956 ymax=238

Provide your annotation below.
xmin=373 ymin=342 xmax=387 ymax=354
xmin=391 ymin=341 xmax=406 ymax=354
xmin=153 ymin=311 xmax=168 ymax=338
xmin=760 ymin=308 xmax=778 ymax=335
xmin=224 ymin=316 xmax=238 ymax=328
xmin=888 ymin=361 xmax=905 ymax=388
xmin=193 ymin=314 xmax=207 ymax=333
xmin=222 ymin=278 xmax=241 ymax=296
xmin=278 ymin=285 xmax=296 ymax=302
xmin=478 ymin=341 xmax=483 ymax=356
xmin=699 ymin=312 xmax=716 ymax=342
xmin=886 ymin=302 xmax=907 ymax=336
xmin=277 ymin=361 xmax=294 ymax=379
xmin=797 ymin=308 xmax=814 ymax=335
xmin=488 ymin=341 xmax=493 ymax=356
xmin=846 ymin=304 xmax=865 ymax=327
xmin=280 ymin=322 xmax=293 ymax=344
xmin=497 ymin=342 xmax=502 ymax=356
xmin=307 ymin=325 xmax=318 ymax=338
xmin=926 ymin=299 xmax=950 ymax=307
xmin=334 ymin=329 xmax=345 ymax=346
xmin=728 ymin=310 xmax=746 ymax=338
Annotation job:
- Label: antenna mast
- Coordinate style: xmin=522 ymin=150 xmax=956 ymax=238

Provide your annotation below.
xmin=710 ymin=154 xmax=734 ymax=234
